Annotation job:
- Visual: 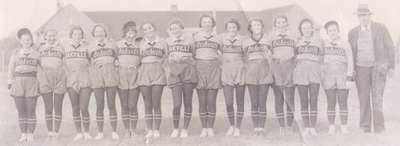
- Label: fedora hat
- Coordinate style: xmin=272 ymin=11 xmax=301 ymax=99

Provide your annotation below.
xmin=355 ymin=4 xmax=373 ymax=15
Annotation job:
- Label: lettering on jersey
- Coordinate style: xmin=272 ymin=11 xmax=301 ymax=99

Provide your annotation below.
xmin=297 ymin=45 xmax=321 ymax=55
xmin=271 ymin=38 xmax=295 ymax=48
xmin=324 ymin=46 xmax=346 ymax=57
xmin=194 ymin=40 xmax=219 ymax=50
xmin=118 ymin=47 xmax=140 ymax=56
xmin=91 ymin=48 xmax=115 ymax=59
xmin=65 ymin=51 xmax=88 ymax=59
xmin=142 ymin=47 xmax=164 ymax=57
xmin=40 ymin=49 xmax=63 ymax=58
xmin=246 ymin=43 xmax=269 ymax=53
xmin=16 ymin=57 xmax=39 ymax=66
xmin=167 ymin=44 xmax=192 ymax=55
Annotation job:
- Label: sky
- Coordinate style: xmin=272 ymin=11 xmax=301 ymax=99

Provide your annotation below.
xmin=1 ymin=0 xmax=400 ymax=41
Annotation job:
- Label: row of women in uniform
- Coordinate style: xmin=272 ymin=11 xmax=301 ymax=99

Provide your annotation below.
xmin=8 ymin=14 xmax=354 ymax=142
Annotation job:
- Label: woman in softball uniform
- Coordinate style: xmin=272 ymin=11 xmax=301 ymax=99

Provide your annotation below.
xmin=193 ymin=15 xmax=221 ymax=137
xmin=322 ymin=21 xmax=354 ymax=134
xmin=38 ymin=29 xmax=67 ymax=138
xmin=64 ymin=26 xmax=93 ymax=140
xmin=243 ymin=19 xmax=273 ymax=136
xmin=268 ymin=15 xmax=297 ymax=135
xmin=137 ymin=21 xmax=166 ymax=139
xmin=8 ymin=28 xmax=40 ymax=142
xmin=88 ymin=24 xmax=119 ymax=140
xmin=220 ymin=19 xmax=246 ymax=136
xmin=165 ymin=19 xmax=197 ymax=138
xmin=116 ymin=21 xmax=141 ymax=138
xmin=294 ymin=19 xmax=323 ymax=136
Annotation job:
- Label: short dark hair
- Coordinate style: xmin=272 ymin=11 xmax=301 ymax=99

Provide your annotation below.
xmin=17 ymin=28 xmax=33 ymax=40
xmin=169 ymin=18 xmax=185 ymax=29
xmin=69 ymin=25 xmax=85 ymax=39
xmin=199 ymin=15 xmax=216 ymax=28
xmin=324 ymin=20 xmax=340 ymax=32
xmin=140 ymin=21 xmax=157 ymax=32
xmin=91 ymin=24 xmax=108 ymax=37
xmin=298 ymin=18 xmax=314 ymax=36
xmin=122 ymin=21 xmax=137 ymax=37
xmin=248 ymin=18 xmax=264 ymax=34
xmin=224 ymin=18 xmax=241 ymax=31
xmin=273 ymin=15 xmax=289 ymax=27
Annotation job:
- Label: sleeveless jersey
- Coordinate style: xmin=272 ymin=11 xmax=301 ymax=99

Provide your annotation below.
xmin=296 ymin=36 xmax=323 ymax=62
xmin=219 ymin=33 xmax=244 ymax=62
xmin=64 ymin=41 xmax=90 ymax=71
xmin=269 ymin=29 xmax=296 ymax=60
xmin=165 ymin=34 xmax=194 ymax=62
xmin=88 ymin=39 xmax=117 ymax=66
xmin=243 ymin=33 xmax=271 ymax=60
xmin=116 ymin=39 xmax=141 ymax=67
xmin=139 ymin=36 xmax=166 ymax=63
xmin=193 ymin=31 xmax=220 ymax=60
xmin=39 ymin=43 xmax=64 ymax=69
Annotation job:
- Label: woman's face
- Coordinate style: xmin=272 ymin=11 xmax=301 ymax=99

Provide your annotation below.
xmin=19 ymin=34 xmax=33 ymax=48
xmin=169 ymin=23 xmax=183 ymax=37
xmin=226 ymin=22 xmax=239 ymax=34
xmin=94 ymin=26 xmax=107 ymax=40
xmin=71 ymin=29 xmax=83 ymax=43
xmin=250 ymin=21 xmax=263 ymax=34
xmin=45 ymin=31 xmax=57 ymax=45
xmin=301 ymin=22 xmax=314 ymax=37
xmin=326 ymin=25 xmax=339 ymax=39
xmin=200 ymin=17 xmax=213 ymax=30
xmin=275 ymin=17 xmax=288 ymax=29
xmin=142 ymin=23 xmax=156 ymax=38
xmin=125 ymin=28 xmax=137 ymax=40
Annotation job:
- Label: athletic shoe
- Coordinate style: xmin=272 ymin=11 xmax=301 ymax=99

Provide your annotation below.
xmin=73 ymin=133 xmax=83 ymax=141
xmin=302 ymin=128 xmax=310 ymax=137
xmin=83 ymin=132 xmax=92 ymax=140
xmin=180 ymin=129 xmax=189 ymax=138
xmin=225 ymin=126 xmax=234 ymax=136
xmin=170 ymin=129 xmax=179 ymax=138
xmin=340 ymin=125 xmax=350 ymax=134
xmin=328 ymin=125 xmax=336 ymax=135
xmin=200 ymin=128 xmax=207 ymax=137
xmin=94 ymin=133 xmax=104 ymax=140
xmin=233 ymin=128 xmax=240 ymax=136
xmin=18 ymin=133 xmax=27 ymax=142
xmin=111 ymin=132 xmax=119 ymax=140
xmin=207 ymin=128 xmax=215 ymax=137
xmin=145 ymin=130 xmax=153 ymax=138
xmin=26 ymin=133 xmax=34 ymax=142
xmin=309 ymin=128 xmax=318 ymax=136
xmin=153 ymin=130 xmax=160 ymax=139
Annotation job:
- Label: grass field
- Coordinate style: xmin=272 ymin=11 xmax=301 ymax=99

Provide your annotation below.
xmin=0 ymin=70 xmax=399 ymax=146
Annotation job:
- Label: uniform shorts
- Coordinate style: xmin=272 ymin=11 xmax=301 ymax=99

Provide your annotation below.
xmin=293 ymin=60 xmax=321 ymax=85
xmin=322 ymin=63 xmax=347 ymax=89
xmin=66 ymin=68 xmax=91 ymax=91
xmin=137 ymin=62 xmax=166 ymax=86
xmin=221 ymin=60 xmax=245 ymax=86
xmin=37 ymin=67 xmax=67 ymax=94
xmin=166 ymin=61 xmax=197 ymax=88
xmin=119 ymin=66 xmax=140 ymax=90
xmin=245 ymin=59 xmax=273 ymax=85
xmin=195 ymin=59 xmax=221 ymax=89
xmin=271 ymin=59 xmax=295 ymax=87
xmin=90 ymin=63 xmax=119 ymax=89
xmin=10 ymin=73 xmax=39 ymax=98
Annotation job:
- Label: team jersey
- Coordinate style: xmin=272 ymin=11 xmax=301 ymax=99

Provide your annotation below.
xmin=165 ymin=34 xmax=194 ymax=62
xmin=116 ymin=39 xmax=141 ymax=67
xmin=64 ymin=41 xmax=90 ymax=71
xmin=139 ymin=36 xmax=166 ymax=63
xmin=323 ymin=37 xmax=354 ymax=75
xmin=219 ymin=33 xmax=244 ymax=62
xmin=295 ymin=36 xmax=323 ymax=62
xmin=8 ymin=47 xmax=40 ymax=83
xmin=39 ymin=42 xmax=64 ymax=69
xmin=268 ymin=29 xmax=296 ymax=60
xmin=193 ymin=31 xmax=220 ymax=60
xmin=243 ymin=33 xmax=271 ymax=60
xmin=88 ymin=39 xmax=117 ymax=66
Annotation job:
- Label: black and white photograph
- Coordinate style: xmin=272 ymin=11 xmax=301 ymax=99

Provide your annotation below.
xmin=0 ymin=0 xmax=399 ymax=145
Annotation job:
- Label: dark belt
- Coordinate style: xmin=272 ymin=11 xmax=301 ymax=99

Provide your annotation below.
xmin=14 ymin=72 xmax=37 ymax=77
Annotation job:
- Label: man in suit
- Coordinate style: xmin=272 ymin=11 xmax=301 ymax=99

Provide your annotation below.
xmin=348 ymin=4 xmax=395 ymax=133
